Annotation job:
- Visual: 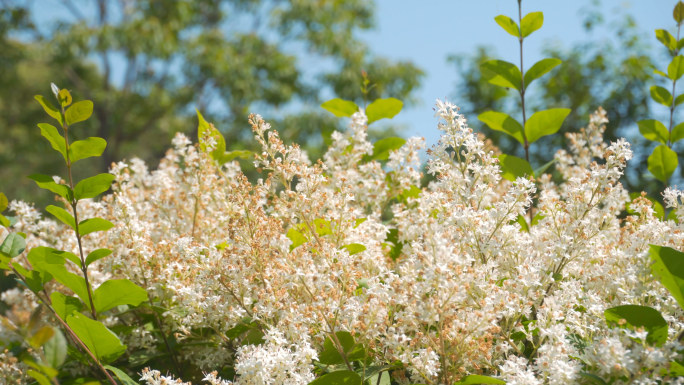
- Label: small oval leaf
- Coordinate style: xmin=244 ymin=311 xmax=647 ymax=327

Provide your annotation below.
xmin=28 ymin=174 xmax=72 ymax=201
xmin=38 ymin=123 xmax=67 ymax=161
xmin=656 ymin=29 xmax=677 ymax=51
xmin=78 ymin=218 xmax=114 ymax=236
xmin=478 ymin=111 xmax=524 ymax=145
xmin=604 ymin=305 xmax=668 ymax=346
xmin=672 ymin=121 xmax=684 ymax=143
xmin=34 ymin=95 xmax=63 ymax=125
xmin=481 ymin=60 xmax=522 ymax=91
xmin=0 ymin=233 xmax=26 ymax=258
xmin=69 ymin=137 xmax=107 ymax=163
xmin=524 ymin=58 xmax=561 ymax=87
xmin=668 ymin=55 xmax=684 ymax=81
xmin=321 ymin=98 xmax=359 ymax=118
xmin=74 ymin=173 xmax=115 ymax=200
xmin=520 ymin=11 xmax=543 ymax=38
xmin=494 ymin=15 xmax=520 ymax=37
xmin=93 ymin=279 xmax=148 ymax=313
xmin=650 ymin=85 xmax=673 ymax=107
xmin=46 ymin=205 xmax=75 ymax=229
xmin=67 ymin=312 xmax=126 ymax=364
xmin=498 ymin=154 xmax=533 ymax=181
xmin=86 ymin=248 xmax=112 ymax=267
xmin=366 ymin=98 xmax=403 ymax=124
xmin=647 ymin=144 xmax=678 ymax=182
xmin=525 ymin=108 xmax=571 ymax=144
xmin=64 ymin=100 xmax=93 ymax=126
xmin=364 ymin=137 xmax=406 ymax=162
xmin=637 ymin=119 xmax=670 ymax=144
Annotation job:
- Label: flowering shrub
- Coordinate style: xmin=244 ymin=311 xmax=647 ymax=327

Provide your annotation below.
xmin=2 ymin=84 xmax=684 ymax=385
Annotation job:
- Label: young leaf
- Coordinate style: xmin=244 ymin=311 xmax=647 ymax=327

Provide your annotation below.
xmin=650 ymin=245 xmax=684 ymax=309
xmin=525 ymin=108 xmax=571 ymax=144
xmin=481 ymin=60 xmax=523 ymax=91
xmin=478 ymin=111 xmax=525 ymax=145
xmin=28 ymin=174 xmax=72 ymax=201
xmin=38 ymin=123 xmax=67 ymax=161
xmin=11 ymin=263 xmax=52 ymax=291
xmin=196 ymin=109 xmax=227 ymax=162
xmin=637 ymin=119 xmax=670 ymax=144
xmin=668 ymin=55 xmax=684 ymax=81
xmin=675 ymin=1 xmax=684 ymax=24
xmin=93 ymin=279 xmax=148 ymax=313
xmin=43 ymin=327 xmax=67 ymax=369
xmin=647 ymin=145 xmax=678 ymax=182
xmin=497 ymin=154 xmax=533 ymax=181
xmin=0 ymin=233 xmax=26 ymax=258
xmin=27 ymin=370 xmax=52 ymax=385
xmin=366 ymin=97 xmax=403 ymax=124
xmin=35 ymin=95 xmax=63 ymax=125
xmin=27 ymin=247 xmax=89 ymax=302
xmin=656 ymin=29 xmax=677 ymax=51
xmin=651 ymin=85 xmax=673 ymax=106
xmin=287 ymin=228 xmax=307 ymax=251
xmin=74 ymin=173 xmax=115 ymax=200
xmin=454 ymin=374 xmax=506 ymax=384
xmin=104 ymin=365 xmax=140 ymax=385
xmin=69 ymin=137 xmax=107 ymax=163
xmin=220 ymin=150 xmax=252 ymax=163
xmin=86 ymin=248 xmax=112 ymax=267
xmin=78 ymin=218 xmax=114 ymax=236
xmin=676 ymin=93 xmax=684 ymax=107
xmin=520 ymin=11 xmax=543 ymax=37
xmin=50 ymin=291 xmax=84 ymax=319
xmin=524 ymin=58 xmax=561 ymax=86
xmin=626 ymin=192 xmax=665 ymax=220
xmin=57 ymin=89 xmax=72 ymax=107
xmin=321 ymin=98 xmax=359 ymax=118
xmin=363 ymin=137 xmax=406 ymax=162
xmin=604 ymin=305 xmax=668 ymax=346
xmin=515 ymin=214 xmax=529 ymax=232
xmin=342 ymin=243 xmax=366 ymax=256
xmin=64 ymin=100 xmax=93 ymax=126
xmin=672 ymin=121 xmax=684 ymax=143
xmin=0 ymin=192 xmax=6 ymax=212
xmin=66 ymin=312 xmax=127 ymax=364
xmin=494 ymin=15 xmax=520 ymax=37
xmin=46 ymin=205 xmax=76 ymax=229
xmin=308 ymin=370 xmax=361 ymax=385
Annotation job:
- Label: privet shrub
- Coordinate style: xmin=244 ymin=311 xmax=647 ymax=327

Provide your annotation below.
xmin=1 ymin=85 xmax=684 ymax=384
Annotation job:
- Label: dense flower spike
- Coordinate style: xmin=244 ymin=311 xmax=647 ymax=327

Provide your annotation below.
xmin=2 ymin=101 xmax=684 ymax=384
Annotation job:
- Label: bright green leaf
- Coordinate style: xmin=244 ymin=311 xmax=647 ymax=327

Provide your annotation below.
xmin=497 ymin=154 xmax=533 ymax=181
xmin=520 ymin=11 xmax=543 ymax=37
xmin=647 ymin=145 xmax=678 ymax=182
xmin=651 ymin=85 xmax=673 ymax=107
xmin=11 ymin=263 xmax=52 ymax=292
xmin=363 ymin=137 xmax=406 ymax=162
xmin=676 ymin=93 xmax=684 ymax=107
xmin=524 ymin=58 xmax=561 ymax=86
xmin=626 ymin=192 xmax=665 ymax=220
xmin=65 ymin=100 xmax=93 ymax=126
xmin=196 ymin=109 xmax=227 ymax=163
xmin=366 ymin=97 xmax=403 ymax=124
xmin=454 ymin=374 xmax=506 ymax=384
xmin=27 ymin=247 xmax=89 ymax=302
xmin=308 ymin=370 xmax=361 ymax=385
xmin=28 ymin=174 xmax=72 ymax=201
xmin=672 ymin=121 xmax=684 ymax=143
xmin=58 ymin=89 xmax=72 ymax=107
xmin=46 ymin=205 xmax=75 ymax=229
xmin=534 ymin=159 xmax=556 ymax=177
xmin=67 ymin=312 xmax=126 ymax=364
xmin=318 ymin=331 xmax=357 ymax=365
xmin=656 ymin=29 xmax=677 ymax=51
xmin=27 ymin=370 xmax=52 ymax=385
xmin=86 ymin=248 xmax=112 ymax=267
xmin=668 ymin=56 xmax=684 ymax=80
xmin=650 ymin=245 xmax=684 ymax=309
xmin=220 ymin=150 xmax=252 ymax=163
xmin=0 ymin=192 xmax=6 ymax=212
xmin=313 ymin=218 xmax=332 ymax=236
xmin=671 ymin=360 xmax=684 ymax=376
xmin=78 ymin=218 xmax=114 ymax=236
xmin=321 ymin=98 xmax=359 ymax=118
xmin=675 ymin=1 xmax=684 ymax=24
xmin=342 ymin=243 xmax=366 ymax=255
xmin=93 ymin=279 xmax=148 ymax=313
xmin=74 ymin=173 xmax=114 ymax=200
xmin=69 ymin=137 xmax=107 ymax=163
xmin=104 ymin=365 xmax=139 ymax=385
xmin=43 ymin=327 xmax=67 ymax=369
xmin=494 ymin=15 xmax=519 ymax=37
xmin=604 ymin=305 xmax=668 ymax=346
xmin=655 ymin=69 xmax=669 ymax=78
xmin=0 ymin=215 xmax=8 ymax=228
xmin=481 ymin=60 xmax=522 ymax=91
xmin=38 ymin=123 xmax=67 ymax=161
xmin=638 ymin=120 xmax=670 ymax=144
xmin=28 ymin=326 xmax=55 ymax=349
xmin=287 ymin=228 xmax=307 ymax=251
xmin=525 ymin=108 xmax=571 ymax=144
xmin=515 ymin=214 xmax=529 ymax=232
xmin=35 ymin=95 xmax=63 ymax=125
xmin=478 ymin=111 xmax=524 ymax=145
xmin=0 ymin=233 xmax=26 ymax=258
xmin=51 ymin=292 xmax=84 ymax=319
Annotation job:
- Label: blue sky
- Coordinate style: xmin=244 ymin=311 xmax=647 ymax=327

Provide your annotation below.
xmin=361 ymin=0 xmax=671 ymax=147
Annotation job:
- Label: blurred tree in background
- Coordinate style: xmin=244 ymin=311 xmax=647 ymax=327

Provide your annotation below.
xmin=0 ymin=0 xmax=423 ymax=206
xmin=449 ymin=3 xmax=681 ymax=196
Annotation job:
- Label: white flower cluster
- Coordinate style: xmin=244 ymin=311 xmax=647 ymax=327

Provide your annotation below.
xmin=2 ymin=100 xmax=683 ymax=384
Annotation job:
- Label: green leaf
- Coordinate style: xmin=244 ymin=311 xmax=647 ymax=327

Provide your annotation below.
xmin=64 ymin=100 xmax=93 ymax=126
xmin=58 ymin=89 xmax=72 ymax=107
xmin=670 ymin=360 xmax=684 ymax=376
xmin=28 ymin=174 xmax=72 ymax=201
xmin=520 ymin=11 xmax=543 ymax=37
xmin=313 ymin=218 xmax=332 ymax=236
xmin=650 ymin=245 xmax=684 ymax=309
xmin=668 ymin=56 xmax=684 ymax=80
xmin=342 ymin=243 xmax=366 ymax=255
xmin=78 ymin=218 xmax=114 ymax=236
xmin=363 ymin=137 xmax=406 ymax=162
xmin=366 ymin=98 xmax=403 ymax=124
xmin=579 ymin=372 xmax=608 ymax=385
xmin=287 ymin=228 xmax=307 ymax=251
xmin=321 ymin=98 xmax=359 ymax=118
xmin=69 ymin=137 xmax=107 ymax=164
xmin=51 ymin=292 xmax=84 ymax=319
xmin=497 ymin=154 xmax=533 ymax=181
xmin=46 ymin=205 xmax=75 ymax=229
xmin=35 ymin=95 xmax=63 ymax=125
xmin=626 ymin=192 xmax=665 ymax=220
xmin=308 ymin=370 xmax=361 ymax=385
xmin=651 ymin=85 xmax=673 ymax=107
xmin=675 ymin=1 xmax=684 ymax=24
xmin=515 ymin=214 xmax=529 ymax=232
xmin=494 ymin=15 xmax=519 ymax=37
xmin=0 ymin=215 xmax=8 ymax=228
xmin=0 ymin=192 xmax=6 ymax=212
xmin=525 ymin=108 xmax=571 ymax=144
xmin=604 ymin=305 xmax=668 ymax=346
xmin=27 ymin=370 xmax=52 ymax=385
xmin=656 ymin=29 xmax=677 ymax=51
xmin=11 ymin=263 xmax=52 ymax=292
xmin=318 ymin=331 xmax=357 ymax=365
xmin=196 ymin=109 xmax=227 ymax=163
xmin=655 ymin=69 xmax=669 ymax=78
xmin=454 ymin=374 xmax=506 ymax=384
xmin=534 ymin=159 xmax=556 ymax=177
xmin=679 ymin=38 xmax=684 ymax=51
xmin=676 ymin=93 xmax=684 ymax=107
xmin=43 ymin=328 xmax=68 ymax=369
xmin=67 ymin=312 xmax=126 ymax=364
xmin=524 ymin=58 xmax=561 ymax=86
xmin=28 ymin=326 xmax=55 ymax=349
xmin=74 ymin=173 xmax=114 ymax=200
xmin=672 ymin=121 xmax=684 ymax=143
xmin=27 ymin=247 xmax=89 ymax=303
xmin=85 ymin=248 xmax=112 ymax=267
xmin=638 ymin=120 xmax=670 ymax=144
xmin=385 ymin=228 xmax=403 ymax=261
xmin=104 ymin=366 xmax=139 ymax=385
xmin=220 ymin=150 xmax=253 ymax=163
xmin=647 ymin=145 xmax=678 ymax=182
xmin=93 ymin=279 xmax=147 ymax=314
xmin=481 ymin=60 xmax=522 ymax=91
xmin=0 ymin=233 xmax=26 ymax=258
xmin=478 ymin=111 xmax=524 ymax=145
xmin=38 ymin=123 xmax=67 ymax=161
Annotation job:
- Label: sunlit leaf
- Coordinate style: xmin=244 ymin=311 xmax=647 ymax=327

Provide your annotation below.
xmin=525 ymin=108 xmax=571 ymax=144
xmin=481 ymin=60 xmax=522 ymax=91
xmin=520 ymin=11 xmax=543 ymax=37
xmin=366 ymin=98 xmax=403 ymax=124
xmin=67 ymin=312 xmax=126 ymax=363
xmin=478 ymin=111 xmax=524 ymax=145
xmin=668 ymin=55 xmax=684 ymax=80
xmin=497 ymin=154 xmax=533 ymax=181
xmin=35 ymin=95 xmax=63 ymax=125
xmin=74 ymin=173 xmax=115 ymax=200
xmin=69 ymin=137 xmax=107 ymax=163
xmin=65 ymin=100 xmax=93 ymax=126
xmin=637 ymin=119 xmax=669 ymax=144
xmin=650 ymin=245 xmax=684 ymax=310
xmin=93 ymin=279 xmax=148 ymax=313
xmin=647 ymin=145 xmax=678 ymax=182
xmin=494 ymin=15 xmax=519 ymax=37
xmin=38 ymin=123 xmax=67 ymax=161
xmin=78 ymin=218 xmax=114 ymax=236
xmin=650 ymin=85 xmax=673 ymax=107
xmin=46 ymin=205 xmax=75 ymax=229
xmin=321 ymin=98 xmax=359 ymax=118
xmin=605 ymin=305 xmax=668 ymax=346
xmin=524 ymin=58 xmax=561 ymax=86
